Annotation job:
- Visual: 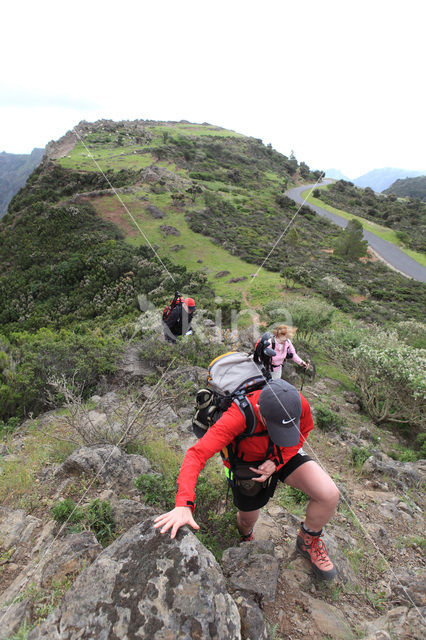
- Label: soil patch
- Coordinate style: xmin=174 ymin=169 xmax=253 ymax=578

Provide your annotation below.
xmin=89 ymin=196 xmax=138 ymax=236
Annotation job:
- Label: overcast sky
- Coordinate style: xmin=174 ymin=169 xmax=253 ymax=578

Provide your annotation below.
xmin=1 ymin=0 xmax=425 ymax=178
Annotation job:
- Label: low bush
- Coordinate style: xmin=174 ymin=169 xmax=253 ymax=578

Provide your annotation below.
xmin=350 ymin=446 xmax=373 ymax=470
xmin=51 ymin=498 xmax=115 ymax=546
xmin=315 ymin=405 xmax=342 ymax=432
xmin=0 ymin=328 xmax=123 ymax=421
xmin=352 ymin=330 xmax=425 ymax=435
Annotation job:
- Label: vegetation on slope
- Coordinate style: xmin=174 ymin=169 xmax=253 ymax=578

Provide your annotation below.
xmin=383 ymin=174 xmax=426 ymax=202
xmin=314 ymin=180 xmax=426 ymax=253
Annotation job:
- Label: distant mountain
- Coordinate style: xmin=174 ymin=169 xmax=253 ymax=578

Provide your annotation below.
xmin=353 ymin=168 xmax=424 ymax=193
xmin=325 ymin=168 xmax=352 ymax=181
xmin=383 ymin=175 xmax=426 ymax=202
xmin=0 ymin=148 xmax=45 ymax=216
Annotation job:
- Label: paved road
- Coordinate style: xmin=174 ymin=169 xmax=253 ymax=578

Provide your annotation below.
xmin=286 ymin=182 xmax=426 ymax=283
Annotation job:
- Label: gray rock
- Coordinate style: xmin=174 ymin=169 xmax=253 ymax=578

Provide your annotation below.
xmin=160 ymin=224 xmax=180 ymax=236
xmin=307 ymin=594 xmax=354 ymax=639
xmin=227 ymin=277 xmax=248 ymax=283
xmin=0 ymin=507 xmax=41 ymax=555
xmin=28 ymin=518 xmax=241 ymax=640
xmin=146 ymin=204 xmax=165 ymax=218
xmin=118 ymin=344 xmax=156 ymax=379
xmin=112 ymin=500 xmax=155 ymax=531
xmin=364 ymin=605 xmax=425 ymax=640
xmin=390 ymin=569 xmax=426 ymax=607
xmin=0 ymin=598 xmax=33 ymax=640
xmin=40 ymin=531 xmax=102 ymax=588
xmin=54 ymin=445 xmax=151 ymax=493
xmin=222 ymin=541 xmax=278 ymax=602
xmin=215 ymin=270 xmax=231 ymax=278
xmin=362 ymin=453 xmax=425 ymax=487
xmin=358 ymin=426 xmax=376 ymax=441
xmin=233 ymin=591 xmax=267 ymax=640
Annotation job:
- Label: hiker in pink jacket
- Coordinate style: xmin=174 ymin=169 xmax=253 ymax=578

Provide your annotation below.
xmin=268 ymin=325 xmax=309 ymax=380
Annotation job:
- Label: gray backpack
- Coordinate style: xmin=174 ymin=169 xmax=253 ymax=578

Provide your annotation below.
xmin=192 ymin=351 xmax=268 ymax=439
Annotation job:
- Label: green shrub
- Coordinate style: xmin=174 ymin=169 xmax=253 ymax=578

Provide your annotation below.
xmin=0 ymin=328 xmax=123 ymax=421
xmin=51 ymin=498 xmax=84 ymax=525
xmin=86 ymin=499 xmax=115 ymax=547
xmin=415 ymin=433 xmax=426 ymax=458
xmin=134 ymin=473 xmax=176 ymax=509
xmin=352 ymin=330 xmax=425 ymax=435
xmin=393 ymin=320 xmax=426 ymax=349
xmin=51 ymin=498 xmax=115 ymax=546
xmin=0 ymin=416 xmax=21 ymax=437
xmin=315 ymin=405 xmax=342 ymax=432
xmin=350 ymin=446 xmax=373 ymax=470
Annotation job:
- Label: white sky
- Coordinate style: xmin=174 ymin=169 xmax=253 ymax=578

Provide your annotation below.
xmin=1 ymin=0 xmax=425 ymax=178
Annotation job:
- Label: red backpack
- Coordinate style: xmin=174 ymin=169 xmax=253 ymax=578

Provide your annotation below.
xmin=162 ymin=291 xmax=183 ymax=321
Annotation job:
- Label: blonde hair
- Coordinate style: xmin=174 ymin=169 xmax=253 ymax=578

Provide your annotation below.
xmin=273 ymin=324 xmax=297 ymax=340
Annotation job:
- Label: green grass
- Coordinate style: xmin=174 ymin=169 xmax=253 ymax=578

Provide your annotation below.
xmin=57 ymin=141 xmax=156 ymax=172
xmin=152 ymin=123 xmax=243 ymax=139
xmin=91 ymin=191 xmax=287 ymax=310
xmin=302 ymin=188 xmax=426 ymax=267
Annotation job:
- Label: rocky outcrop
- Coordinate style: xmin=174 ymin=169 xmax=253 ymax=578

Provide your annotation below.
xmin=362 ymin=605 xmax=425 ymax=640
xmin=0 ymin=598 xmax=33 ymax=640
xmin=54 ymin=445 xmax=151 ymax=493
xmin=28 ymin=518 xmax=241 ymax=640
xmin=362 ymin=452 xmax=425 ymax=488
xmin=160 ymin=224 xmax=181 ymax=236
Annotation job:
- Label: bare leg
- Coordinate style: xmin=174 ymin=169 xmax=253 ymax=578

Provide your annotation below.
xmin=284 ymin=460 xmax=339 ymax=531
xmin=236 ymin=509 xmax=260 ymax=536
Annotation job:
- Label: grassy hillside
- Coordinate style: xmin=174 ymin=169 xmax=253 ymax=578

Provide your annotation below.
xmin=50 ymin=121 xmax=426 ymax=323
xmin=1 ymin=119 xmax=425 ymax=423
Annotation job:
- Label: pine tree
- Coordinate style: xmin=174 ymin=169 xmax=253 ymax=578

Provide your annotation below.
xmin=335 ymin=218 xmax=368 ymax=259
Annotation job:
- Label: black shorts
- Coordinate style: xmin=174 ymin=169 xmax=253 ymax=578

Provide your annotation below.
xmin=229 ymin=451 xmax=312 ymax=512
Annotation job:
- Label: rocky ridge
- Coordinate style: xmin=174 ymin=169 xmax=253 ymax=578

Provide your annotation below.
xmin=0 ymin=347 xmax=424 ymax=640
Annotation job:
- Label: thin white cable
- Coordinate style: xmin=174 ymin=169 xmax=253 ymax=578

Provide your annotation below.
xmin=0 ymin=357 xmax=176 ymax=627
xmin=73 ymin=129 xmax=176 ymax=283
xmin=250 ymin=175 xmax=325 ymax=282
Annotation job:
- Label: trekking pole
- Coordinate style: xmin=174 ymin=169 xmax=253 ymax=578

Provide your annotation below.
xmin=300 ymin=363 xmax=309 ymax=392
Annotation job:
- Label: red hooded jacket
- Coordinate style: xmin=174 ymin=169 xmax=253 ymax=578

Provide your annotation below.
xmin=175 ymin=388 xmax=313 ymax=510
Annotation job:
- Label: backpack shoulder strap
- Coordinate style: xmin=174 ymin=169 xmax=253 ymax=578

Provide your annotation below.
xmin=233 ymin=393 xmax=257 ymax=436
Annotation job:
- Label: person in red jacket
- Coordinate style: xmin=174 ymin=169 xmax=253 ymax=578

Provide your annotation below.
xmin=154 ymin=379 xmax=339 ymax=580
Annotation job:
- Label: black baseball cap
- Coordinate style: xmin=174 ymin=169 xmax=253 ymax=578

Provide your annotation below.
xmin=258 ymin=379 xmax=302 ymax=447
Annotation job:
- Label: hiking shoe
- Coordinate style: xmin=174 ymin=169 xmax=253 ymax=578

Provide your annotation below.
xmin=239 ymin=529 xmax=254 ymax=542
xmin=296 ymin=527 xmax=337 ymax=581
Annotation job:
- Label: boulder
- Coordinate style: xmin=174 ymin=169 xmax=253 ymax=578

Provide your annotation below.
xmin=362 ymin=453 xmax=425 ymax=488
xmin=40 ymin=531 xmax=102 ymax=588
xmin=118 ymin=344 xmax=156 ymax=379
xmin=215 ymin=270 xmax=231 ymax=278
xmin=160 ymin=224 xmax=180 ymax=236
xmin=222 ymin=540 xmax=278 ymax=602
xmin=54 ymin=445 xmax=151 ymax=493
xmin=233 ymin=591 xmax=268 ymax=640
xmin=390 ymin=569 xmax=426 ymax=607
xmin=0 ymin=598 xmax=33 ymax=640
xmin=145 ymin=204 xmax=165 ymax=218
xmin=363 ymin=606 xmax=425 ymax=640
xmin=112 ymin=500 xmax=155 ymax=532
xmin=28 ymin=518 xmax=241 ymax=640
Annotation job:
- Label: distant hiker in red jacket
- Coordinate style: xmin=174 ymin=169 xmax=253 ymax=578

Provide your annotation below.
xmin=155 ymin=379 xmax=339 ymax=581
xmin=163 ymin=297 xmax=196 ymax=344
xmin=269 ymin=325 xmax=309 ymax=380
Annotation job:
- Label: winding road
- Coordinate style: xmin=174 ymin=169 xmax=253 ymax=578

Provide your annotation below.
xmin=286 ymin=182 xmax=426 ymax=283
